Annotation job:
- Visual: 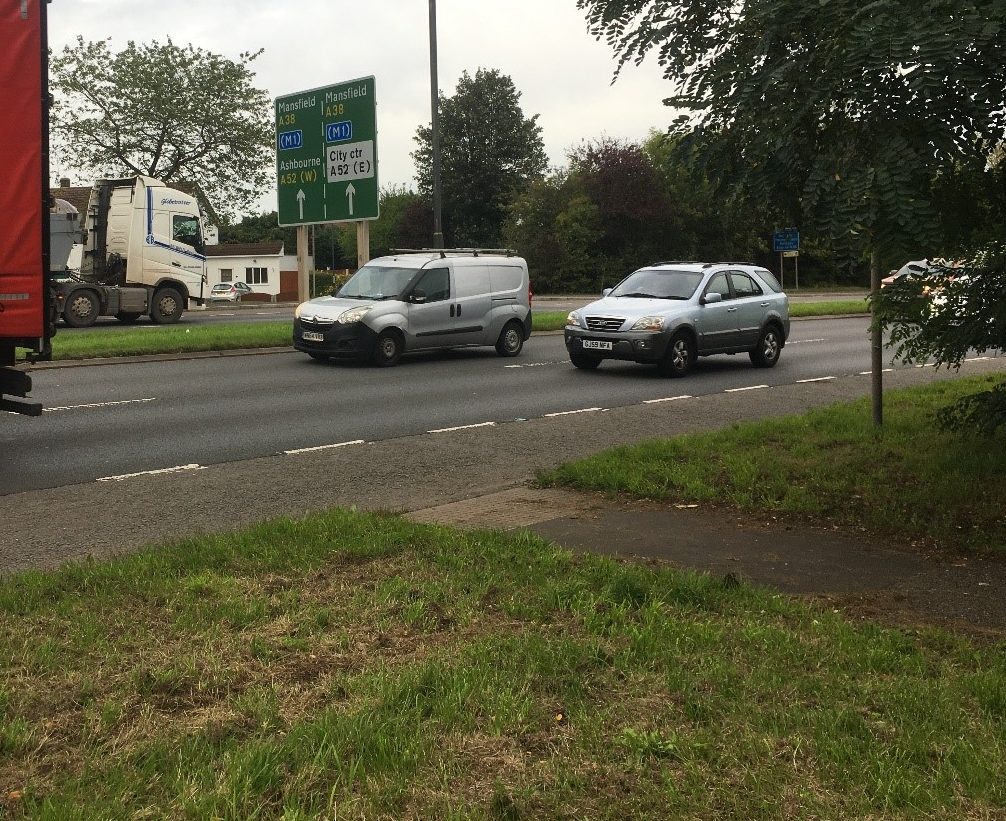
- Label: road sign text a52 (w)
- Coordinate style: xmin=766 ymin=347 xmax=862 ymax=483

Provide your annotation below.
xmin=275 ymin=76 xmax=379 ymax=227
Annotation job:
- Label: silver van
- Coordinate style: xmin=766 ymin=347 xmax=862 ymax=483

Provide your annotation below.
xmin=293 ymin=250 xmax=532 ymax=366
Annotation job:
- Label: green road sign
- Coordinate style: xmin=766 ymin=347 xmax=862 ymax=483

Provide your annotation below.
xmin=275 ymin=76 xmax=378 ymax=226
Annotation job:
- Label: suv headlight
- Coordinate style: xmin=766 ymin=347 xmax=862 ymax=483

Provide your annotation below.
xmin=566 ymin=311 xmax=582 ymax=327
xmin=338 ymin=306 xmax=372 ymax=324
xmin=630 ymin=315 xmax=664 ymax=332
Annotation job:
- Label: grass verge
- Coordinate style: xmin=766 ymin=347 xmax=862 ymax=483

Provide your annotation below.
xmin=540 ymin=375 xmax=1006 ymax=555
xmin=791 ymin=299 xmax=869 ymax=317
xmin=1 ymin=510 xmax=1004 ymax=818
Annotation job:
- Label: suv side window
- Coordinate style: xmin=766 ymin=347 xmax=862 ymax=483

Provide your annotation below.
xmin=705 ymin=272 xmax=733 ymax=300
xmin=414 ymin=267 xmax=450 ymax=302
xmin=730 ymin=272 xmax=763 ymax=298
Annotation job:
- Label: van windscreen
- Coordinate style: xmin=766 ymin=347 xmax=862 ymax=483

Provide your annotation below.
xmin=338 ymin=265 xmax=421 ymax=300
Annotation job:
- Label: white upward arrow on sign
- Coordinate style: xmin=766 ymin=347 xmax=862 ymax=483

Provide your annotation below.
xmin=296 ymin=189 xmax=306 ymax=220
xmin=346 ymin=183 xmax=356 ymax=216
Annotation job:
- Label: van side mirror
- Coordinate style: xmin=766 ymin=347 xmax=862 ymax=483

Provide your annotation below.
xmin=601 ymin=288 xmax=612 ymax=297
xmin=701 ymin=292 xmax=723 ymax=305
xmin=410 ymin=289 xmax=427 ymax=304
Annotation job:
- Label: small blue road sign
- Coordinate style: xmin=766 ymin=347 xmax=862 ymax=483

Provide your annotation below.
xmin=773 ymin=228 xmax=800 ymax=252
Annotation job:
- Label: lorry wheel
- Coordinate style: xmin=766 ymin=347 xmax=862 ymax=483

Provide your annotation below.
xmin=63 ymin=291 xmax=100 ymax=328
xmin=150 ymin=287 xmax=184 ymax=324
xmin=115 ymin=312 xmax=142 ymax=324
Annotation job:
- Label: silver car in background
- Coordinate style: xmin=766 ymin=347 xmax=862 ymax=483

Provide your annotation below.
xmin=564 ymin=262 xmax=790 ymax=377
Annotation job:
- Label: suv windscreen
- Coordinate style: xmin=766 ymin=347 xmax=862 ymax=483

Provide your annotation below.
xmin=610 ymin=269 xmax=704 ymax=300
xmin=338 ymin=265 xmax=421 ymax=300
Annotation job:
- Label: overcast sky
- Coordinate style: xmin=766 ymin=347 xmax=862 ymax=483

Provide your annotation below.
xmin=48 ymin=0 xmax=673 ymax=216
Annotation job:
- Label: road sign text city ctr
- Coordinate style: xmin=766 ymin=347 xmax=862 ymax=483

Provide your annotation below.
xmin=275 ymin=76 xmax=378 ymax=227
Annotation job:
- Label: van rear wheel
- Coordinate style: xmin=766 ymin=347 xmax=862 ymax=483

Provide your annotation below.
xmin=496 ymin=321 xmax=524 ymax=357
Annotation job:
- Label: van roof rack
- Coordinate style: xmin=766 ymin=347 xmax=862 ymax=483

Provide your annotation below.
xmin=389 ymin=247 xmax=516 ymax=259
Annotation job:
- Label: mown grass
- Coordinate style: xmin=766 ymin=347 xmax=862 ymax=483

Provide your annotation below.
xmin=540 ymin=374 xmax=1006 ymax=556
xmin=790 ymin=298 xmax=869 ymax=316
xmin=1 ymin=510 xmax=1004 ymax=818
xmin=45 ymin=303 xmax=864 ymax=360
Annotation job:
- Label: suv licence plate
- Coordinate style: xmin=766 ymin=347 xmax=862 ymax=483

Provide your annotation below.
xmin=582 ymin=340 xmax=613 ymax=350
xmin=302 ymin=331 xmax=325 ymax=342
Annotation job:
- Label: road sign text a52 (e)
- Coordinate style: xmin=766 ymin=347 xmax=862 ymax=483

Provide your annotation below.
xmin=275 ymin=76 xmax=379 ymax=227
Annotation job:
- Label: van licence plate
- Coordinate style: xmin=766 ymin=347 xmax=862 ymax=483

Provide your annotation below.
xmin=582 ymin=340 xmax=613 ymax=351
xmin=302 ymin=331 xmax=325 ymax=342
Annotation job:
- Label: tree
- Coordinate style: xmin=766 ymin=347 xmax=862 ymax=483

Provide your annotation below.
xmin=578 ymin=0 xmax=1006 ymax=424
xmin=50 ymin=37 xmax=273 ymax=218
xmin=413 ymin=69 xmax=548 ymax=247
xmin=877 ymin=245 xmax=1006 ymax=432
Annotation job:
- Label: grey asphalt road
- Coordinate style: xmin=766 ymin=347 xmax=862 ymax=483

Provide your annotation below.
xmin=3 ymin=316 xmax=993 ymax=498
xmin=4 ymin=345 xmax=1004 ymax=575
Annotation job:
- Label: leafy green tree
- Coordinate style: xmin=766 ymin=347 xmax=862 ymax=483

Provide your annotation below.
xmin=578 ymin=0 xmax=1006 ymax=423
xmin=413 ymin=69 xmax=548 ymax=247
xmin=50 ymin=37 xmax=273 ymax=218
xmin=218 ymin=212 xmax=296 ymax=250
xmin=877 ymin=245 xmax=1006 ymax=432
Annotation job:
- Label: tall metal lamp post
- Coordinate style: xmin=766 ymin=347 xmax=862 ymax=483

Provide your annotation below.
xmin=428 ymin=0 xmax=444 ymax=249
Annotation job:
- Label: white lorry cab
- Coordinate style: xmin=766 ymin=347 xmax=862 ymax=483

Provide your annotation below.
xmin=58 ymin=176 xmax=208 ymax=326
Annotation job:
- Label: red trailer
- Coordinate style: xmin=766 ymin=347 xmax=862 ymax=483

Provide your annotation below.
xmin=0 ymin=0 xmax=51 ymax=416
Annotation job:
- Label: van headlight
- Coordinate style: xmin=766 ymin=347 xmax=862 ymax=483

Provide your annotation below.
xmin=294 ymin=303 xmax=307 ymax=319
xmin=566 ymin=311 xmax=582 ymax=328
xmin=630 ymin=316 xmax=664 ymax=332
xmin=338 ymin=306 xmax=372 ymax=324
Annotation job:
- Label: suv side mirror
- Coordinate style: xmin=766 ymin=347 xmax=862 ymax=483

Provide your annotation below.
xmin=601 ymin=288 xmax=612 ymax=297
xmin=410 ymin=289 xmax=427 ymax=304
xmin=701 ymin=292 xmax=723 ymax=305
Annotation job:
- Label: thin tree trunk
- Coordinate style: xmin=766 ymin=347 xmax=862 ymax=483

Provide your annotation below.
xmin=870 ymin=246 xmax=883 ymax=427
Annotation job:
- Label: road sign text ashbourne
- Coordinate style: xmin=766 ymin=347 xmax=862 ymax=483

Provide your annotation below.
xmin=275 ymin=76 xmax=378 ymax=226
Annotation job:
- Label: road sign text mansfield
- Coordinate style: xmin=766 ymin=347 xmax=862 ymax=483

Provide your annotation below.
xmin=276 ymin=83 xmax=369 ymax=174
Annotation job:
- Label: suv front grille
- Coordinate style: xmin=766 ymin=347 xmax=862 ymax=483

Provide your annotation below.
xmin=585 ymin=316 xmax=625 ymax=332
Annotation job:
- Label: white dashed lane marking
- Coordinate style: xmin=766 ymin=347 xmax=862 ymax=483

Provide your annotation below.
xmin=44 ymin=398 xmax=156 ymax=412
xmin=544 ymin=407 xmax=602 ymax=417
xmin=725 ymin=385 xmax=768 ymax=393
xmin=97 ymin=464 xmax=205 ymax=482
xmin=796 ymin=376 xmax=836 ymax=384
xmin=283 ymin=440 xmax=365 ymax=455
xmin=428 ymin=422 xmax=496 ymax=434
xmin=644 ymin=395 xmax=693 ymax=404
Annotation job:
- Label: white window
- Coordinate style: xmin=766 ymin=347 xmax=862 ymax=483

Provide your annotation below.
xmin=246 ymin=267 xmax=268 ymax=284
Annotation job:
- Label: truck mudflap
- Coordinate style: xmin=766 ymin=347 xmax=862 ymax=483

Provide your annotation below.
xmin=0 ymin=364 xmax=42 ymax=416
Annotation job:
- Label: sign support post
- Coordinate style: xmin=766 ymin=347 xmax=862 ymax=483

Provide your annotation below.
xmin=296 ymin=225 xmax=310 ymax=302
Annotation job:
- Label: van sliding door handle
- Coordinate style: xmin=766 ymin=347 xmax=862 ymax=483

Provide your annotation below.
xmin=450 ymin=304 xmax=455 ymax=317
xmin=456 ymin=304 xmax=462 ymax=317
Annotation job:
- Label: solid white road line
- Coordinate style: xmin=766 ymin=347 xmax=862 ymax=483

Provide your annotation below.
xmin=97 ymin=464 xmax=205 ymax=482
xmin=725 ymin=385 xmax=768 ymax=393
xmin=284 ymin=440 xmax=365 ymax=455
xmin=44 ymin=398 xmax=157 ymax=412
xmin=796 ymin=376 xmax=836 ymax=384
xmin=644 ymin=395 xmax=693 ymax=404
xmin=428 ymin=422 xmax=497 ymax=434
xmin=544 ymin=407 xmax=601 ymax=417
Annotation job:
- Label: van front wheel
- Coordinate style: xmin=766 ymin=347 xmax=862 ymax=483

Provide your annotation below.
xmin=372 ymin=330 xmax=403 ymax=367
xmin=496 ymin=321 xmax=524 ymax=357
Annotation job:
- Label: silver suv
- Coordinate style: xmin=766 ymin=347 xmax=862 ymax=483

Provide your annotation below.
xmin=564 ymin=262 xmax=789 ymax=377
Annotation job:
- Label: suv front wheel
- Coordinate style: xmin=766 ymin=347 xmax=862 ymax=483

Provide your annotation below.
xmin=659 ymin=332 xmax=695 ymax=378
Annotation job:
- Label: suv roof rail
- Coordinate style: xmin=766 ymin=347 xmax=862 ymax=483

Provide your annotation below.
xmin=703 ymin=261 xmax=754 ymax=267
xmin=652 ymin=260 xmax=703 ymax=266
xmin=389 ymin=247 xmax=517 ymax=259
